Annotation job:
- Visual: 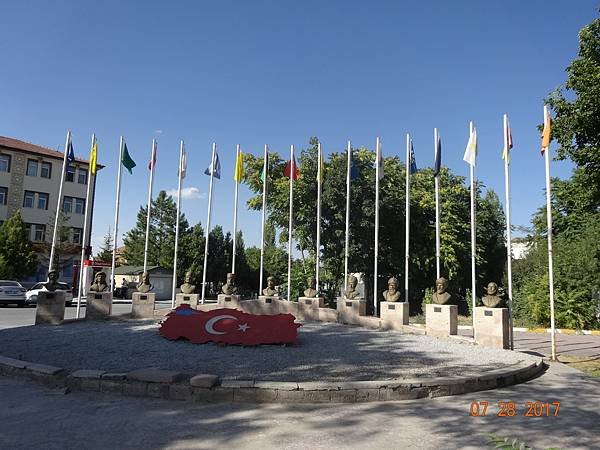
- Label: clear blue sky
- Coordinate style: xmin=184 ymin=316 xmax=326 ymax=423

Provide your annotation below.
xmin=1 ymin=1 xmax=597 ymax=253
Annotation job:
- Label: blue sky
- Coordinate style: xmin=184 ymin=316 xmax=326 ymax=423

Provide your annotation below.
xmin=1 ymin=1 xmax=597 ymax=252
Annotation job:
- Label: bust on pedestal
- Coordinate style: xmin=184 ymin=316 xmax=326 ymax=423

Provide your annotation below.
xmin=298 ymin=276 xmax=324 ymax=319
xmin=35 ymin=270 xmax=66 ymax=325
xmin=86 ymin=272 xmax=113 ymax=320
xmin=380 ymin=277 xmax=409 ymax=328
xmin=474 ymin=282 xmax=509 ymax=349
xmin=426 ymin=277 xmax=457 ymax=337
xmin=175 ymin=270 xmax=200 ymax=308
xmin=132 ymin=272 xmax=156 ymax=318
xmin=217 ymin=272 xmax=242 ymax=308
xmin=337 ymin=275 xmax=366 ymax=323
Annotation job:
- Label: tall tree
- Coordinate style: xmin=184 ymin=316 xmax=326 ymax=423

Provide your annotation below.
xmin=0 ymin=211 xmax=37 ymax=279
xmin=95 ymin=228 xmax=113 ymax=262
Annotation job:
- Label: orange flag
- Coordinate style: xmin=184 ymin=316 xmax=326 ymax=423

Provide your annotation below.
xmin=541 ymin=108 xmax=552 ymax=154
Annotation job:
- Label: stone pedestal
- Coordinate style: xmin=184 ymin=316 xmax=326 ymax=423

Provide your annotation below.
xmin=337 ymin=297 xmax=366 ymax=324
xmin=426 ymin=303 xmax=458 ymax=337
xmin=217 ymin=294 xmax=242 ymax=310
xmin=380 ymin=301 xmax=409 ymax=330
xmin=243 ymin=296 xmax=280 ymax=315
xmin=85 ymin=292 xmax=113 ymax=320
xmin=474 ymin=307 xmax=510 ymax=349
xmin=35 ymin=291 xmax=66 ymax=325
xmin=131 ymin=292 xmax=156 ymax=319
xmin=298 ymin=297 xmax=324 ymax=320
xmin=175 ymin=293 xmax=200 ymax=309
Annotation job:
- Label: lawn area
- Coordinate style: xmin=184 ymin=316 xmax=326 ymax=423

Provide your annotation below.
xmin=559 ymin=355 xmax=600 ymax=378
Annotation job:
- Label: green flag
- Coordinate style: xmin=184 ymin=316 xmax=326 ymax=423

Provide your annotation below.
xmin=122 ymin=143 xmax=136 ymax=174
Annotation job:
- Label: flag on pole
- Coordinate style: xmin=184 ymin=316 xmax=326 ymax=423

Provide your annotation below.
xmin=122 ymin=143 xmax=136 ymax=174
xmin=179 ymin=143 xmax=187 ymax=179
xmin=541 ymin=109 xmax=552 ymax=154
xmin=317 ymin=148 xmax=324 ymax=183
xmin=148 ymin=142 xmax=157 ymax=170
xmin=463 ymin=127 xmax=478 ymax=166
xmin=204 ymin=151 xmax=221 ymax=179
xmin=434 ymin=135 xmax=442 ymax=177
xmin=67 ymin=139 xmax=75 ymax=168
xmin=260 ymin=152 xmax=269 ymax=183
xmin=234 ymin=149 xmax=244 ymax=182
xmin=350 ymin=150 xmax=359 ymax=180
xmin=89 ymin=141 xmax=98 ymax=175
xmin=502 ymin=119 xmax=514 ymax=162
xmin=376 ymin=146 xmax=384 ymax=179
xmin=284 ymin=156 xmax=299 ymax=180
xmin=409 ymin=141 xmax=418 ymax=174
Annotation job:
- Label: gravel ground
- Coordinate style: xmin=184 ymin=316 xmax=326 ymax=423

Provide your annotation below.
xmin=0 ymin=320 xmax=538 ymax=381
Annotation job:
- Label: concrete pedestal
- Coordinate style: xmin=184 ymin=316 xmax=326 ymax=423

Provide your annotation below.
xmin=380 ymin=301 xmax=409 ymax=330
xmin=217 ymin=294 xmax=242 ymax=310
xmin=175 ymin=293 xmax=200 ymax=308
xmin=85 ymin=292 xmax=113 ymax=320
xmin=337 ymin=297 xmax=366 ymax=324
xmin=474 ymin=307 xmax=510 ymax=349
xmin=243 ymin=296 xmax=280 ymax=315
xmin=35 ymin=291 xmax=66 ymax=325
xmin=426 ymin=303 xmax=458 ymax=337
xmin=131 ymin=292 xmax=156 ymax=319
xmin=298 ymin=297 xmax=324 ymax=320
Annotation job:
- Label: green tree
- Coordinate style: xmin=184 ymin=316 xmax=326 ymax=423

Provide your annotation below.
xmin=0 ymin=211 xmax=37 ymax=279
xmin=95 ymin=229 xmax=113 ymax=262
xmin=45 ymin=211 xmax=72 ymax=273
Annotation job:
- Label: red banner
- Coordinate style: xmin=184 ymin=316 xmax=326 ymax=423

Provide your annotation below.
xmin=159 ymin=305 xmax=301 ymax=345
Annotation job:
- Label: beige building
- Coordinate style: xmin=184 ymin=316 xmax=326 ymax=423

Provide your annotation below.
xmin=0 ymin=136 xmax=101 ymax=283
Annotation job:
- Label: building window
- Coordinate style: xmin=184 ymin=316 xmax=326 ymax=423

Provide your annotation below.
xmin=65 ymin=166 xmax=75 ymax=182
xmin=0 ymin=154 xmax=10 ymax=172
xmin=74 ymin=198 xmax=85 ymax=214
xmin=72 ymin=228 xmax=83 ymax=244
xmin=77 ymin=169 xmax=87 ymax=185
xmin=62 ymin=264 xmax=73 ymax=278
xmin=40 ymin=162 xmax=52 ymax=179
xmin=37 ymin=192 xmax=49 ymax=210
xmin=23 ymin=191 xmax=35 ymax=208
xmin=34 ymin=224 xmax=46 ymax=242
xmin=25 ymin=223 xmax=32 ymax=240
xmin=0 ymin=187 xmax=7 ymax=205
xmin=63 ymin=196 xmax=85 ymax=214
xmin=63 ymin=196 xmax=73 ymax=213
xmin=26 ymin=159 xmax=38 ymax=176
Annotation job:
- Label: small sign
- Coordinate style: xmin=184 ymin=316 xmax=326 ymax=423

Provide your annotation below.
xmin=305 ymin=299 xmax=312 ymax=304
xmin=183 ymin=296 xmax=190 ymax=301
xmin=345 ymin=301 xmax=353 ymax=307
xmin=265 ymin=298 xmax=272 ymax=304
xmin=46 ymin=293 xmax=55 ymax=299
xmin=484 ymin=310 xmax=493 ymax=317
xmin=388 ymin=304 xmax=396 ymax=310
xmin=140 ymin=295 xmax=147 ymax=301
xmin=434 ymin=306 xmax=441 ymax=312
xmin=225 ymin=297 xmax=231 ymax=302
xmin=94 ymin=294 xmax=103 ymax=300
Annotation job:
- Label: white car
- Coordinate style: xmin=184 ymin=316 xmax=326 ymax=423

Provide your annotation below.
xmin=26 ymin=282 xmax=74 ymax=307
xmin=0 ymin=281 xmax=27 ymax=307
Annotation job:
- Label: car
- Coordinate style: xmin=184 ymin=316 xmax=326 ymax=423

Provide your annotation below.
xmin=0 ymin=281 xmax=27 ymax=307
xmin=25 ymin=282 xmax=74 ymax=307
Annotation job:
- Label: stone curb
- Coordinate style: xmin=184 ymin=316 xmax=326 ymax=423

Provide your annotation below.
xmin=0 ymin=353 xmax=546 ymax=404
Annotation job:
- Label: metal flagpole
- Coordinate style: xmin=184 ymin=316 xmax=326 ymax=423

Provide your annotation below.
xmin=543 ymin=105 xmax=557 ymax=360
xmin=373 ymin=137 xmax=381 ymax=316
xmin=434 ymin=128 xmax=441 ymax=280
xmin=344 ymin=140 xmax=351 ymax=293
xmin=232 ymin=145 xmax=240 ymax=274
xmin=259 ymin=145 xmax=268 ymax=296
xmin=110 ymin=137 xmax=124 ymax=293
xmin=503 ymin=114 xmax=514 ymax=350
xmin=316 ymin=142 xmax=322 ymax=291
xmin=405 ymin=134 xmax=411 ymax=304
xmin=469 ymin=122 xmax=477 ymax=324
xmin=143 ymin=140 xmax=156 ymax=274
xmin=287 ymin=145 xmax=294 ymax=302
xmin=201 ymin=143 xmax=217 ymax=303
xmin=49 ymin=131 xmax=71 ymax=273
xmin=171 ymin=140 xmax=184 ymax=308
xmin=76 ymin=133 xmax=96 ymax=318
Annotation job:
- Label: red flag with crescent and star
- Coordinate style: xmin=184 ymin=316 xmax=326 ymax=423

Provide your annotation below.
xmin=159 ymin=305 xmax=301 ymax=345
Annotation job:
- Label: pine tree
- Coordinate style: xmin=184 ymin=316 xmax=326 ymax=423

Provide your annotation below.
xmin=0 ymin=211 xmax=37 ymax=279
xmin=95 ymin=229 xmax=114 ymax=262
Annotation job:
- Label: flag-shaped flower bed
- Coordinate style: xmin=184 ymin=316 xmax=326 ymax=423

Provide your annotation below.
xmin=159 ymin=305 xmax=301 ymax=345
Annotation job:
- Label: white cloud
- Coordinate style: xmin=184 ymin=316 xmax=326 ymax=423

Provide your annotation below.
xmin=166 ymin=186 xmax=206 ymax=200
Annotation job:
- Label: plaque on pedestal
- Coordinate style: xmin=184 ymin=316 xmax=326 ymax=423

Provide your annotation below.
xmin=86 ymin=292 xmax=113 ymax=320
xmin=474 ymin=307 xmax=510 ymax=349
xmin=336 ymin=297 xmax=366 ymax=324
xmin=217 ymin=294 xmax=242 ymax=309
xmin=35 ymin=291 xmax=66 ymax=325
xmin=250 ymin=295 xmax=280 ymax=315
xmin=425 ymin=303 xmax=458 ymax=337
xmin=175 ymin=293 xmax=200 ymax=308
xmin=131 ymin=292 xmax=156 ymax=319
xmin=380 ymin=301 xmax=409 ymax=330
xmin=298 ymin=296 xmax=324 ymax=320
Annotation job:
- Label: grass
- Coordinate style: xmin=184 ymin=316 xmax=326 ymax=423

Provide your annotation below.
xmin=559 ymin=355 xmax=600 ymax=378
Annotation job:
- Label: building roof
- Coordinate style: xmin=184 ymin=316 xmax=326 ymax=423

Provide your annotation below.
xmin=0 ymin=135 xmax=104 ymax=168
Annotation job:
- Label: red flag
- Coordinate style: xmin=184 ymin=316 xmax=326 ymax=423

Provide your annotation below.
xmin=284 ymin=156 xmax=299 ymax=180
xmin=148 ymin=143 xmax=157 ymax=170
xmin=159 ymin=305 xmax=301 ymax=345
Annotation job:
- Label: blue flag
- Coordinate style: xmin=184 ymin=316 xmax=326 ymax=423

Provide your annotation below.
xmin=433 ymin=135 xmax=441 ymax=178
xmin=204 ymin=151 xmax=221 ymax=179
xmin=67 ymin=140 xmax=75 ymax=168
xmin=350 ymin=150 xmax=359 ymax=180
xmin=409 ymin=140 xmax=418 ymax=174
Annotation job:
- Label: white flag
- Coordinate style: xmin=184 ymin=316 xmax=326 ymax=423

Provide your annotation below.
xmin=463 ymin=127 xmax=477 ymax=166
xmin=179 ymin=144 xmax=187 ymax=179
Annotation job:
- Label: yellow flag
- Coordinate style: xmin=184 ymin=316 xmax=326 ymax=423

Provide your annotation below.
xmin=89 ymin=141 xmax=98 ymax=175
xmin=317 ymin=149 xmax=324 ymax=183
xmin=541 ymin=109 xmax=552 ymax=154
xmin=233 ymin=149 xmax=244 ymax=182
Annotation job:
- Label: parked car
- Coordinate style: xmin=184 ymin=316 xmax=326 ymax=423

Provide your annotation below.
xmin=0 ymin=281 xmax=27 ymax=307
xmin=26 ymin=282 xmax=74 ymax=307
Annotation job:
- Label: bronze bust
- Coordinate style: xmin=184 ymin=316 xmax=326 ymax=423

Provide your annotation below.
xmin=482 ymin=282 xmax=504 ymax=308
xmin=344 ymin=275 xmax=361 ymax=300
xmin=262 ymin=276 xmax=278 ymax=296
xmin=303 ymin=276 xmax=318 ymax=298
xmin=44 ymin=270 xmax=61 ymax=292
xmin=222 ymin=272 xmax=238 ymax=295
xmin=180 ymin=270 xmax=196 ymax=294
xmin=89 ymin=272 xmax=109 ymax=292
xmin=382 ymin=277 xmax=401 ymax=302
xmin=137 ymin=271 xmax=153 ymax=293
xmin=432 ymin=277 xmax=452 ymax=305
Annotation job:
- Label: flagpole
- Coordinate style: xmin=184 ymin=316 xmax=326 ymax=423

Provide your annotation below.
xmin=405 ymin=134 xmax=411 ymax=304
xmin=171 ymin=140 xmax=184 ymax=308
xmin=469 ymin=121 xmax=477 ymax=324
xmin=543 ymin=105 xmax=557 ymax=361
xmin=434 ymin=128 xmax=441 ymax=280
xmin=201 ymin=143 xmax=217 ymax=303
xmin=49 ymin=131 xmax=71 ymax=273
xmin=287 ymin=144 xmax=294 ymax=302
xmin=503 ymin=114 xmax=514 ymax=350
xmin=344 ymin=140 xmax=351 ymax=293
xmin=232 ymin=144 xmax=240 ymax=274
xmin=315 ymin=142 xmax=322 ymax=291
xmin=110 ymin=137 xmax=124 ymax=293
xmin=373 ymin=137 xmax=381 ymax=316
xmin=143 ymin=140 xmax=156 ymax=274
xmin=76 ymin=133 xmax=95 ymax=318
xmin=259 ymin=145 xmax=268 ymax=297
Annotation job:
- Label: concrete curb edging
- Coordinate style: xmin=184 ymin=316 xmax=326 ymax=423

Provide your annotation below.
xmin=0 ymin=355 xmax=546 ymax=404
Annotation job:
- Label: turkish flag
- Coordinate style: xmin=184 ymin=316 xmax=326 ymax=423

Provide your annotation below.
xmin=159 ymin=305 xmax=301 ymax=345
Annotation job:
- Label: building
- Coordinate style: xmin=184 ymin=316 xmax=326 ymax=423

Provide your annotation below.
xmin=113 ymin=266 xmax=174 ymax=300
xmin=0 ymin=135 xmax=101 ymax=283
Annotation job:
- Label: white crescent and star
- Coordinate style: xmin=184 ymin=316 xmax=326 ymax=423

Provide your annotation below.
xmin=204 ymin=315 xmax=251 ymax=335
